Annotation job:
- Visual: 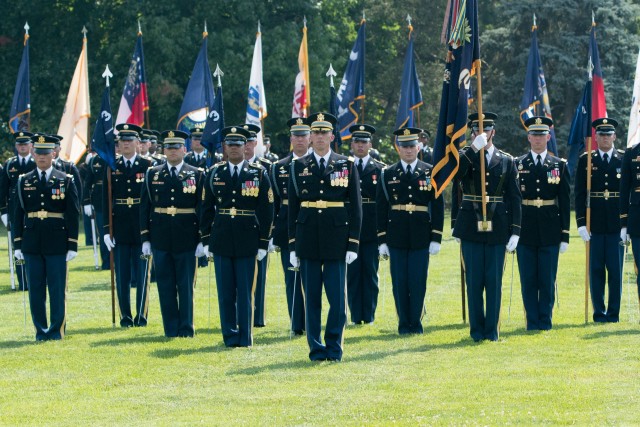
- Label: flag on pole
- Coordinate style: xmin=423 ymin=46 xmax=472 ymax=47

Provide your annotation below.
xmin=57 ymin=27 xmax=90 ymax=164
xmin=336 ymin=19 xmax=366 ymax=140
xmin=246 ymin=22 xmax=267 ymax=153
xmin=589 ymin=19 xmax=607 ymax=143
xmin=177 ymin=24 xmax=215 ymax=149
xmin=9 ymin=22 xmax=31 ymax=133
xmin=431 ymin=0 xmax=481 ymax=197
xmin=91 ymin=80 xmax=117 ymax=170
xmin=292 ymin=18 xmax=310 ymax=118
xmin=566 ymin=81 xmax=592 ymax=178
xmin=394 ymin=19 xmax=423 ymax=132
xmin=519 ymin=15 xmax=557 ymax=155
xmin=628 ymin=47 xmax=640 ymax=148
xmin=115 ymin=25 xmax=149 ymax=127
xmin=202 ymin=83 xmax=225 ymax=165
xmin=327 ymin=64 xmax=342 ymax=149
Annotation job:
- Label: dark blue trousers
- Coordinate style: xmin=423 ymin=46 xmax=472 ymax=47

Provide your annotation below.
xmin=280 ymin=249 xmax=305 ymax=332
xmin=461 ymin=241 xmax=505 ymax=341
xmin=24 ymin=253 xmax=67 ymax=341
xmin=153 ymin=249 xmax=196 ymax=337
xmin=213 ymin=255 xmax=256 ymax=347
xmin=83 ymin=214 xmax=93 ymax=245
xmin=253 ymin=255 xmax=268 ymax=326
xmin=114 ymin=243 xmax=147 ymax=327
xmin=347 ymin=242 xmax=380 ymax=324
xmin=300 ymin=258 xmax=347 ymax=361
xmin=389 ymin=246 xmax=429 ymax=334
xmin=95 ymin=211 xmax=109 ymax=270
xmin=630 ymin=238 xmax=640 ymax=301
xmin=590 ymin=233 xmax=623 ymax=322
xmin=516 ymin=243 xmax=559 ymax=330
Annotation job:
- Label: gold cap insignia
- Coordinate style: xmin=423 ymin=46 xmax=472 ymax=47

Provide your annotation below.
xmin=124 ymin=124 xmax=129 ymax=130
xmin=19 ymin=132 xmax=24 ymax=137
xmin=296 ymin=118 xmax=303 ymax=125
xmin=38 ymin=136 xmax=45 ymax=143
xmin=359 ymin=126 xmax=365 ymax=131
xmin=535 ymin=118 xmax=542 ymax=125
xmin=317 ymin=113 xmax=325 ymax=121
xmin=403 ymin=129 xmax=410 ymax=136
xmin=231 ymin=127 xmax=237 ymax=133
xmin=168 ymin=131 xmax=175 ymax=138
xmin=603 ymin=119 xmax=608 ymax=124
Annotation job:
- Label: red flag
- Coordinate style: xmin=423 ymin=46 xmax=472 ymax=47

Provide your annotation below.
xmin=589 ymin=21 xmax=607 ymax=147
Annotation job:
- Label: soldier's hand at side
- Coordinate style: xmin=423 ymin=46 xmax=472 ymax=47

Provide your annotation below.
xmin=103 ymin=234 xmax=116 ymax=251
xmin=194 ymin=242 xmax=204 ymax=258
xmin=378 ymin=244 xmax=390 ymax=259
xmin=454 ymin=237 xmax=461 ymax=244
xmin=577 ymin=226 xmax=590 ymax=242
xmin=506 ymin=235 xmax=519 ymax=252
xmin=1 ymin=214 xmax=7 ymax=227
xmin=428 ymin=242 xmax=441 ymax=255
xmin=14 ymin=249 xmax=24 ymax=261
xmin=83 ymin=205 xmax=93 ymax=217
xmin=559 ymin=242 xmax=569 ymax=254
xmin=65 ymin=250 xmax=77 ymax=262
xmin=268 ymin=238 xmax=277 ymax=253
xmin=142 ymin=242 xmax=152 ymax=257
xmin=471 ymin=133 xmax=488 ymax=151
xmin=345 ymin=251 xmax=358 ymax=264
xmin=257 ymin=249 xmax=267 ymax=261
xmin=204 ymin=245 xmax=213 ymax=259
xmin=620 ymin=227 xmax=629 ymax=243
xmin=289 ymin=251 xmax=300 ymax=268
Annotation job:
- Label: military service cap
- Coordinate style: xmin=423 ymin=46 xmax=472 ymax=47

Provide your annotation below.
xmin=49 ymin=134 xmax=64 ymax=146
xmin=31 ymin=134 xmax=57 ymax=153
xmin=393 ymin=127 xmax=422 ymax=147
xmin=160 ymin=130 xmax=189 ymax=149
xmin=468 ymin=112 xmax=498 ymax=131
xmin=419 ymin=129 xmax=431 ymax=139
xmin=140 ymin=129 xmax=154 ymax=142
xmin=150 ymin=130 xmax=160 ymax=143
xmin=222 ymin=126 xmax=251 ymax=146
xmin=592 ymin=118 xmax=618 ymax=135
xmin=14 ymin=131 xmax=34 ymax=144
xmin=189 ymin=127 xmax=204 ymax=138
xmin=287 ymin=117 xmax=311 ymax=135
xmin=115 ymin=123 xmax=142 ymax=141
xmin=242 ymin=124 xmax=261 ymax=141
xmin=525 ymin=116 xmax=553 ymax=135
xmin=349 ymin=124 xmax=376 ymax=141
xmin=308 ymin=112 xmax=337 ymax=132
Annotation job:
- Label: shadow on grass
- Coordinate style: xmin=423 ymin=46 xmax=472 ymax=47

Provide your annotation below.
xmin=149 ymin=345 xmax=219 ymax=358
xmin=72 ymin=282 xmax=110 ymax=293
xmin=0 ymin=340 xmax=36 ymax=349
xmin=90 ymin=334 xmax=172 ymax=347
xmin=582 ymin=328 xmax=640 ymax=340
xmin=504 ymin=322 xmax=601 ymax=337
xmin=69 ymin=326 xmax=122 ymax=336
xmin=0 ymin=288 xmax=22 ymax=296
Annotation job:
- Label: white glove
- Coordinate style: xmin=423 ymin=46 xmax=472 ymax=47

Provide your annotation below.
xmin=577 ymin=226 xmax=590 ymax=242
xmin=14 ymin=249 xmax=24 ymax=261
xmin=268 ymin=238 xmax=277 ymax=253
xmin=378 ymin=243 xmax=390 ymax=258
xmin=621 ymin=227 xmax=630 ymax=243
xmin=103 ymin=234 xmax=116 ymax=251
xmin=345 ymin=251 xmax=358 ymax=264
xmin=289 ymin=251 xmax=300 ymax=268
xmin=559 ymin=242 xmax=569 ymax=254
xmin=83 ymin=205 xmax=93 ymax=217
xmin=428 ymin=242 xmax=441 ymax=255
xmin=257 ymin=249 xmax=267 ymax=261
xmin=194 ymin=242 xmax=204 ymax=258
xmin=506 ymin=235 xmax=520 ymax=252
xmin=204 ymin=245 xmax=213 ymax=258
xmin=471 ymin=133 xmax=488 ymax=151
xmin=85 ymin=152 xmax=94 ymax=164
xmin=1 ymin=214 xmax=7 ymax=227
xmin=65 ymin=250 xmax=77 ymax=262
xmin=142 ymin=241 xmax=152 ymax=256
xmin=455 ymin=237 xmax=461 ymax=244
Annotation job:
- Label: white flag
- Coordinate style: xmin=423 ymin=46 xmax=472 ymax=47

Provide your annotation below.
xmin=57 ymin=30 xmax=90 ymax=164
xmin=628 ymin=47 xmax=640 ymax=148
xmin=246 ymin=24 xmax=267 ymax=156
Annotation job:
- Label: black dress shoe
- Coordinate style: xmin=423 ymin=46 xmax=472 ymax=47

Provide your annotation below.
xmin=293 ymin=329 xmax=304 ymax=336
xmin=120 ymin=319 xmax=134 ymax=328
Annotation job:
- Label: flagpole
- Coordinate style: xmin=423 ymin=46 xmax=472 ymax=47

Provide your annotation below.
xmin=139 ymin=20 xmax=151 ymax=129
xmin=212 ymin=64 xmax=224 ymax=164
xmin=326 ymin=63 xmax=338 ymax=152
xmin=361 ymin=12 xmax=366 ymax=123
xmin=476 ymin=67 xmax=488 ymax=230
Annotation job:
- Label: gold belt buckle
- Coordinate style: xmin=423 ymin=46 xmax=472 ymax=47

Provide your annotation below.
xmin=230 ymin=207 xmax=237 ymax=216
xmin=167 ymin=206 xmax=177 ymax=216
xmin=603 ymin=190 xmax=610 ymax=200
xmin=405 ymin=204 xmax=416 ymax=212
xmin=126 ymin=197 xmax=134 ymax=206
xmin=316 ymin=200 xmax=327 ymax=209
xmin=485 ymin=196 xmax=491 ymax=203
xmin=534 ymin=199 xmax=543 ymax=208
xmin=37 ymin=210 xmax=48 ymax=219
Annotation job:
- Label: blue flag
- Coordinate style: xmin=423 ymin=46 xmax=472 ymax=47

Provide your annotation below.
xmin=431 ymin=0 xmax=481 ymax=197
xmin=329 ymin=83 xmax=342 ymax=149
xmin=395 ymin=29 xmax=423 ymax=132
xmin=337 ymin=21 xmax=366 ymax=140
xmin=91 ymin=86 xmax=116 ymax=170
xmin=519 ymin=20 xmax=557 ymax=155
xmin=567 ymin=80 xmax=592 ymax=178
xmin=201 ymin=84 xmax=224 ymax=166
xmin=177 ymin=31 xmax=215 ymax=149
xmin=9 ymin=26 xmax=31 ymax=133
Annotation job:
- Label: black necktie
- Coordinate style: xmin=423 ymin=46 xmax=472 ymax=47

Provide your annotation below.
xmin=319 ymin=158 xmax=326 ymax=175
xmin=603 ymin=153 xmax=609 ymax=163
xmin=171 ymin=166 xmax=177 ymax=178
xmin=357 ymin=158 xmax=363 ymax=175
xmin=126 ymin=160 xmax=132 ymax=170
xmin=232 ymin=165 xmax=239 ymax=185
xmin=21 ymin=158 xmax=26 ymax=168
xmin=40 ymin=171 xmax=46 ymax=184
xmin=535 ymin=154 xmax=543 ymax=172
xmin=406 ymin=164 xmax=412 ymax=175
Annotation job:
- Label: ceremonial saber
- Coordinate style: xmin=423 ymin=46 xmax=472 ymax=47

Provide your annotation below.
xmin=90 ymin=212 xmax=99 ymax=270
xmin=138 ymin=254 xmax=151 ymax=325
xmin=208 ymin=255 xmax=213 ymax=330
xmin=288 ymin=265 xmax=299 ymax=339
xmin=508 ymin=251 xmax=515 ymax=323
xmin=621 ymin=241 xmax=632 ymax=322
xmin=8 ymin=230 xmax=16 ymax=290
xmin=15 ymin=258 xmax=28 ymax=332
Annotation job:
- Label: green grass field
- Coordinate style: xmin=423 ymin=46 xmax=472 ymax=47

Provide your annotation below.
xmin=1 ymin=217 xmax=639 ymax=425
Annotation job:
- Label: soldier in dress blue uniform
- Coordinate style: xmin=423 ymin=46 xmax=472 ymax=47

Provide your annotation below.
xmin=270 ymin=117 xmax=310 ymax=335
xmin=50 ymin=134 xmax=82 ymax=202
xmin=242 ymin=123 xmax=273 ymax=327
xmin=201 ymin=126 xmax=274 ymax=347
xmin=263 ymin=134 xmax=279 ymax=163
xmin=102 ymin=123 xmax=153 ymax=327
xmin=1 ymin=131 xmax=36 ymax=291
xmin=138 ymin=129 xmax=158 ymax=164
xmin=13 ymin=135 xmax=79 ymax=340
xmin=347 ymin=124 xmax=386 ymax=325
xmin=515 ymin=117 xmax=570 ymax=331
xmin=288 ymin=112 xmax=362 ymax=361
xmin=453 ymin=112 xmax=522 ymax=342
xmin=83 ymin=151 xmax=110 ymax=270
xmin=140 ymin=130 xmax=205 ymax=337
xmin=184 ymin=127 xmax=208 ymax=169
xmin=576 ymin=118 xmax=624 ymax=322
xmin=418 ymin=130 xmax=433 ymax=164
xmin=377 ymin=127 xmax=444 ymax=334
xmin=148 ymin=130 xmax=166 ymax=165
